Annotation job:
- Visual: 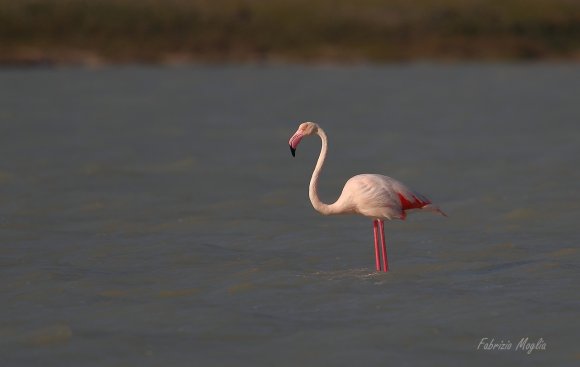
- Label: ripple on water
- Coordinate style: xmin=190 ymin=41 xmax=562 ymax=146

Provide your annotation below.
xmin=23 ymin=324 xmax=72 ymax=347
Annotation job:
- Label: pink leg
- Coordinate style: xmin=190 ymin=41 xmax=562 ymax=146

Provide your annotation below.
xmin=373 ymin=220 xmax=380 ymax=271
xmin=379 ymin=220 xmax=389 ymax=272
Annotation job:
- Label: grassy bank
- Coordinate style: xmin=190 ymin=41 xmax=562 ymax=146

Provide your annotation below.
xmin=1 ymin=0 xmax=580 ymax=65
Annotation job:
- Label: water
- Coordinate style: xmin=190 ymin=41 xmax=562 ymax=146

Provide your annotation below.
xmin=1 ymin=64 xmax=579 ymax=366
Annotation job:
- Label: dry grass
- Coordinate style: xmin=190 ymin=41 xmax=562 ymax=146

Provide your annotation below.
xmin=1 ymin=0 xmax=579 ymax=64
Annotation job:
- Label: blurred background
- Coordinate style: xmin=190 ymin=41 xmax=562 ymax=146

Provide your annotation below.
xmin=1 ymin=1 xmax=579 ymax=367
xmin=1 ymin=0 xmax=580 ymax=65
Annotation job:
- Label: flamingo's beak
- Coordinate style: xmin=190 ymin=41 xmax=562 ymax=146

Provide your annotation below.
xmin=288 ymin=132 xmax=303 ymax=157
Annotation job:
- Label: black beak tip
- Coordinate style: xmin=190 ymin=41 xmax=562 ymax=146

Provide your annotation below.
xmin=290 ymin=145 xmax=296 ymax=157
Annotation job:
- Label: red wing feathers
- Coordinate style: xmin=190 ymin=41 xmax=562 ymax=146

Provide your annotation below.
xmin=398 ymin=192 xmax=431 ymax=211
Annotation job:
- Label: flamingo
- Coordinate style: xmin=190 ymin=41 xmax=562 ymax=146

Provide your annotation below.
xmin=288 ymin=122 xmax=446 ymax=272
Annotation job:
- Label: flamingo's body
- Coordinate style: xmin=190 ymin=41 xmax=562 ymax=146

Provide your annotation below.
xmin=289 ymin=122 xmax=446 ymax=272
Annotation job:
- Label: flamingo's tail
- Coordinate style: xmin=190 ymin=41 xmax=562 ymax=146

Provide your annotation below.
xmin=422 ymin=204 xmax=448 ymax=217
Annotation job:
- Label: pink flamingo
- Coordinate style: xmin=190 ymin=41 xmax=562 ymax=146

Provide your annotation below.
xmin=289 ymin=122 xmax=446 ymax=272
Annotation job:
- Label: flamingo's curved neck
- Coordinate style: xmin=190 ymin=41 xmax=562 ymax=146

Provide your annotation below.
xmin=309 ymin=128 xmax=336 ymax=215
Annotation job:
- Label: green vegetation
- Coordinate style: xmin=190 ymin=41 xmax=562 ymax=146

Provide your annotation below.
xmin=1 ymin=0 xmax=579 ymax=64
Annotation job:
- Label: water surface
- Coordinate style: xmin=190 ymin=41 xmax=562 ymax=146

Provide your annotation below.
xmin=0 ymin=64 xmax=579 ymax=366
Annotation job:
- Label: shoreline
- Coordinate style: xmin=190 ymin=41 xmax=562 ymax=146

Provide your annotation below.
xmin=2 ymin=47 xmax=580 ymax=68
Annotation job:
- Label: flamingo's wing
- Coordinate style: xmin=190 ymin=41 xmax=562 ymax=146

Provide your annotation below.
xmin=393 ymin=180 xmax=446 ymax=216
xmin=341 ymin=174 xmax=434 ymax=220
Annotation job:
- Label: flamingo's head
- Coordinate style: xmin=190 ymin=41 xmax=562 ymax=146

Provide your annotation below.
xmin=289 ymin=121 xmax=318 ymax=157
